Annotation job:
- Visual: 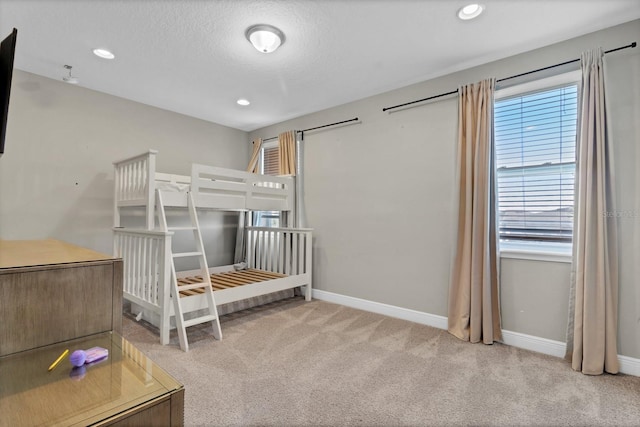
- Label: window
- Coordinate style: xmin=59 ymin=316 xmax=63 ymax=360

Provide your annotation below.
xmin=261 ymin=143 xmax=279 ymax=176
xmin=494 ymin=72 xmax=579 ymax=244
xmin=254 ymin=141 xmax=280 ymax=227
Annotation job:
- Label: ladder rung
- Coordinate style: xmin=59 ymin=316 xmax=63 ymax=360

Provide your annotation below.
xmin=173 ymin=251 xmax=202 ymax=258
xmin=167 ymin=226 xmax=197 ymax=231
xmin=183 ymin=314 xmax=218 ymax=328
xmin=177 ymin=281 xmax=210 ymax=291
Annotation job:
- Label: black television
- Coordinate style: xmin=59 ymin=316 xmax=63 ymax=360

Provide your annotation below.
xmin=0 ymin=28 xmax=17 ymax=158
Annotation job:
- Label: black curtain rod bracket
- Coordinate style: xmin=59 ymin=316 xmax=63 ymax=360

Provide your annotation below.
xmin=382 ymin=41 xmax=636 ymax=113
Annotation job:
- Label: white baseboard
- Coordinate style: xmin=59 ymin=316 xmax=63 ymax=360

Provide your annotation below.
xmin=500 ymin=329 xmax=566 ymax=358
xmin=311 ymin=289 xmax=639 ymax=377
xmin=312 ymin=289 xmax=448 ymax=330
xmin=619 ymin=355 xmax=640 ymax=377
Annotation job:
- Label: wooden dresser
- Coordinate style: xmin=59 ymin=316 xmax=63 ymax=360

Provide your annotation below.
xmin=0 ymin=239 xmax=123 ymax=356
xmin=0 ymin=239 xmax=184 ymax=426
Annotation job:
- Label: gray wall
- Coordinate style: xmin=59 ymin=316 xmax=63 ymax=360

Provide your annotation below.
xmin=0 ymin=70 xmax=249 ymax=266
xmin=250 ymin=20 xmax=640 ymax=359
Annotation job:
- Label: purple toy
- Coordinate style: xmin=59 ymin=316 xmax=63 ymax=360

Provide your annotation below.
xmin=70 ymin=350 xmax=87 ymax=367
xmin=69 ymin=347 xmax=108 ymax=367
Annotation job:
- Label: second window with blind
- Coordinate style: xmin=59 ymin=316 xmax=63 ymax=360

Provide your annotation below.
xmin=261 ymin=142 xmax=280 ymax=176
xmin=254 ymin=141 xmax=280 ymax=227
xmin=494 ymin=71 xmax=580 ymax=247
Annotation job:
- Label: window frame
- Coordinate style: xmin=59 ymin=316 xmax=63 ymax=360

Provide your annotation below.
xmin=494 ymin=70 xmax=581 ymax=262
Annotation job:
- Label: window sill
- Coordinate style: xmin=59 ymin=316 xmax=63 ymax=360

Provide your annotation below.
xmin=499 ymin=241 xmax=572 ymax=263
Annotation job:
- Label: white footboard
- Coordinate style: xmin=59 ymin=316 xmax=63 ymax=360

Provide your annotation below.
xmin=246 ymin=227 xmax=313 ymax=299
xmin=113 ymin=228 xmax=173 ymax=344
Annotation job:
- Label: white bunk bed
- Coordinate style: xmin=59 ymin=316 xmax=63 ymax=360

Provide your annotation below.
xmin=112 ymin=150 xmax=312 ymax=350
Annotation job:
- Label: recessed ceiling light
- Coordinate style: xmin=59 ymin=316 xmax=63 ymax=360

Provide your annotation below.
xmin=93 ymin=48 xmax=115 ymax=59
xmin=458 ymin=3 xmax=484 ymax=20
xmin=245 ymin=24 xmax=285 ymax=53
xmin=237 ymin=98 xmax=250 ymax=106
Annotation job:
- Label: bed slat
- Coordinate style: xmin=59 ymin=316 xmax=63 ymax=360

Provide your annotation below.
xmin=176 ymin=269 xmax=288 ymax=297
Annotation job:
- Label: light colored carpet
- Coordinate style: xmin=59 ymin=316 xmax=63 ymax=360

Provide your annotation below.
xmin=122 ymin=297 xmax=640 ymax=426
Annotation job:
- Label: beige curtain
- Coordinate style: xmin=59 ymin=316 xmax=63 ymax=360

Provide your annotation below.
xmin=448 ymin=78 xmax=501 ymax=344
xmin=565 ymin=48 xmax=619 ymax=375
xmin=247 ymin=138 xmax=263 ymax=173
xmin=278 ymin=130 xmax=296 ymax=176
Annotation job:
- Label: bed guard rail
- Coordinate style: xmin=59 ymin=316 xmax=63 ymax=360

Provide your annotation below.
xmin=113 ymin=228 xmax=172 ymax=311
xmin=191 ymin=164 xmax=295 ymax=211
xmin=113 ymin=150 xmax=157 ymax=229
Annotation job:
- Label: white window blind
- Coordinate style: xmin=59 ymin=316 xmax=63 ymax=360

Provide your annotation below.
xmin=255 ymin=144 xmax=280 ymax=227
xmin=261 ymin=145 xmax=279 ymax=176
xmin=494 ymin=83 xmax=578 ymax=243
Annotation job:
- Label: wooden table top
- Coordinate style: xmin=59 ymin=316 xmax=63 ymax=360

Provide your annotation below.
xmin=0 ymin=239 xmax=114 ymax=269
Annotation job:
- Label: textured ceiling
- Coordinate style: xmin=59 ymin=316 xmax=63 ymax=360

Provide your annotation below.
xmin=1 ymin=0 xmax=639 ymax=131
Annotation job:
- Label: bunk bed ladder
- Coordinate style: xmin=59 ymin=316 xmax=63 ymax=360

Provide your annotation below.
xmin=157 ymin=190 xmax=222 ymax=351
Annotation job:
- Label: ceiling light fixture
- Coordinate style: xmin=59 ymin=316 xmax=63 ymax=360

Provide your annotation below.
xmin=93 ymin=48 xmax=115 ymax=59
xmin=62 ymin=65 xmax=79 ymax=84
xmin=237 ymin=98 xmax=251 ymax=106
xmin=457 ymin=3 xmax=484 ymax=20
xmin=245 ymin=24 xmax=285 ymax=53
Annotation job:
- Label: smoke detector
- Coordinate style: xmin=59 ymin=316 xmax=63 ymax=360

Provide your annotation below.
xmin=62 ymin=65 xmax=79 ymax=84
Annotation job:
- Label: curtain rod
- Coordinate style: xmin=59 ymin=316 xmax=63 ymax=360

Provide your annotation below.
xmin=382 ymin=41 xmax=637 ymax=112
xmin=261 ymin=117 xmax=359 ymax=142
